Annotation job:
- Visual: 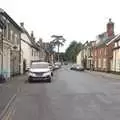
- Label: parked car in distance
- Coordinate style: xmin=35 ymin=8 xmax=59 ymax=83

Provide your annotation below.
xmin=70 ymin=64 xmax=76 ymax=70
xmin=28 ymin=62 xmax=53 ymax=82
xmin=54 ymin=62 xmax=61 ymax=69
xmin=70 ymin=64 xmax=84 ymax=71
xmin=64 ymin=62 xmax=68 ymax=65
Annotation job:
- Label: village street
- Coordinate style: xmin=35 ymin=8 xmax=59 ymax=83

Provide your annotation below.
xmin=1 ymin=66 xmax=120 ymax=120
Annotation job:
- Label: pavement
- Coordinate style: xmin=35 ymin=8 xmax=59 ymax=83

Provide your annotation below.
xmin=1 ymin=66 xmax=120 ymax=120
xmin=0 ymin=74 xmax=27 ymax=119
xmin=86 ymin=70 xmax=120 ymax=80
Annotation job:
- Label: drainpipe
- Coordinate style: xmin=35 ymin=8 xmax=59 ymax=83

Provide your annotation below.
xmin=115 ymin=50 xmax=116 ymax=72
xmin=19 ymin=34 xmax=21 ymax=75
xmin=1 ymin=29 xmax=3 ymax=77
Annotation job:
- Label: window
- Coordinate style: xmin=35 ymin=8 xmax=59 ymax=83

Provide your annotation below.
xmin=95 ymin=51 xmax=97 ymax=56
xmin=14 ymin=34 xmax=17 ymax=44
xmin=32 ymin=49 xmax=33 ymax=56
xmin=99 ymin=49 xmax=101 ymax=55
xmin=10 ymin=30 xmax=13 ymax=41
xmin=115 ymin=42 xmax=117 ymax=47
xmin=119 ymin=41 xmax=120 ymax=46
xmin=95 ymin=60 xmax=97 ymax=68
xmin=98 ymin=58 xmax=101 ymax=68
xmin=104 ymin=48 xmax=106 ymax=55
xmin=103 ymin=58 xmax=106 ymax=68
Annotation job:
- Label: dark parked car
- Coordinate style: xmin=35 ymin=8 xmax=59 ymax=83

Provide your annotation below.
xmin=64 ymin=62 xmax=68 ymax=65
xmin=70 ymin=64 xmax=84 ymax=71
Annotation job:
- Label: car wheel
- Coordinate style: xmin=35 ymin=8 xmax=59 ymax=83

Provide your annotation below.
xmin=48 ymin=78 xmax=51 ymax=82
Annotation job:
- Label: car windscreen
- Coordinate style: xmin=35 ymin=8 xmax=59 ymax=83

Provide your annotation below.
xmin=31 ymin=63 xmax=49 ymax=69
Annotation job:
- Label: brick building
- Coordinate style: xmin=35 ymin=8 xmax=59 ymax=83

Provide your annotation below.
xmin=93 ymin=19 xmax=115 ymax=72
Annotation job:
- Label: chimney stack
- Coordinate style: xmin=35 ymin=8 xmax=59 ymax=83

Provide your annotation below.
xmin=20 ymin=22 xmax=24 ymax=27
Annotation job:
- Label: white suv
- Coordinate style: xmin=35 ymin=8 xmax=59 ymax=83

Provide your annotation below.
xmin=28 ymin=62 xmax=53 ymax=82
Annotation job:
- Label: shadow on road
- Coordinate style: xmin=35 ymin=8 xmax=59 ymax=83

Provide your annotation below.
xmin=24 ymin=80 xmax=51 ymax=84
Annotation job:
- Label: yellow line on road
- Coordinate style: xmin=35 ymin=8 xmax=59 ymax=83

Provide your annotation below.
xmin=0 ymin=94 xmax=16 ymax=120
xmin=2 ymin=104 xmax=16 ymax=120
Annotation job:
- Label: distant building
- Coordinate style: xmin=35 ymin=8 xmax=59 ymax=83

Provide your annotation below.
xmin=76 ymin=41 xmax=95 ymax=69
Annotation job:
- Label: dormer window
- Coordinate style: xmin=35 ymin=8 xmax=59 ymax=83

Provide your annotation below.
xmin=119 ymin=40 xmax=120 ymax=46
xmin=114 ymin=42 xmax=117 ymax=48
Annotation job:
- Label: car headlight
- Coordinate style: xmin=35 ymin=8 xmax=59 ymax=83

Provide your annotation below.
xmin=43 ymin=71 xmax=51 ymax=77
xmin=76 ymin=66 xmax=80 ymax=69
xmin=28 ymin=72 xmax=36 ymax=77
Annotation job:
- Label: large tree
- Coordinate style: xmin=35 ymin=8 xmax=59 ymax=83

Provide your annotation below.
xmin=51 ymin=35 xmax=66 ymax=62
xmin=65 ymin=41 xmax=82 ymax=62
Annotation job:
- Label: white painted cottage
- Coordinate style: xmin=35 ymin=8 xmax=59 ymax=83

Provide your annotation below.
xmin=20 ymin=23 xmax=44 ymax=74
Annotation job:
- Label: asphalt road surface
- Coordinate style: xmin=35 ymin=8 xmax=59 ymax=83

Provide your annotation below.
xmin=3 ymin=66 xmax=120 ymax=120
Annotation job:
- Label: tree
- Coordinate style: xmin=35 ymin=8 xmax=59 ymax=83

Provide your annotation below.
xmin=51 ymin=35 xmax=66 ymax=62
xmin=44 ymin=41 xmax=55 ymax=63
xmin=65 ymin=41 xmax=82 ymax=62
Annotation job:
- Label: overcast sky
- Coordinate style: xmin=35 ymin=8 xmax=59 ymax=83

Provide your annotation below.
xmin=1 ymin=0 xmax=120 ymax=52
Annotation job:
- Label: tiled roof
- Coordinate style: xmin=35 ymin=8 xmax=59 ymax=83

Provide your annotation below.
xmin=21 ymin=27 xmax=40 ymax=50
xmin=106 ymin=34 xmax=120 ymax=45
xmin=96 ymin=35 xmax=115 ymax=48
xmin=0 ymin=8 xmax=22 ymax=31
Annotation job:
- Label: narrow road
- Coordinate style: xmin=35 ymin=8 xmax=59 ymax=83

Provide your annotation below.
xmin=3 ymin=66 xmax=120 ymax=120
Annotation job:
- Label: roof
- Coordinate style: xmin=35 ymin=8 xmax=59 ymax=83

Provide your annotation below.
xmin=32 ymin=61 xmax=49 ymax=64
xmin=96 ymin=35 xmax=115 ymax=48
xmin=0 ymin=8 xmax=22 ymax=32
xmin=106 ymin=34 xmax=120 ymax=45
xmin=21 ymin=27 xmax=40 ymax=50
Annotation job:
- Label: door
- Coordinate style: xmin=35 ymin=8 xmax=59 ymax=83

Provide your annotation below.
xmin=23 ymin=59 xmax=26 ymax=74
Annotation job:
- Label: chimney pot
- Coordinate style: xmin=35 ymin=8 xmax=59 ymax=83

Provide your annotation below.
xmin=20 ymin=22 xmax=24 ymax=27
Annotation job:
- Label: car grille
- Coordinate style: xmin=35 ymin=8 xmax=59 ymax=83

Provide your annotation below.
xmin=34 ymin=72 xmax=45 ymax=76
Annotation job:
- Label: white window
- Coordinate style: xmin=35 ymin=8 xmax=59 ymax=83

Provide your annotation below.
xmin=103 ymin=58 xmax=106 ymax=68
xmin=10 ymin=30 xmax=13 ymax=41
xmin=99 ymin=49 xmax=101 ymax=55
xmin=119 ymin=41 xmax=120 ymax=46
xmin=115 ymin=42 xmax=117 ymax=47
xmin=104 ymin=48 xmax=106 ymax=55
xmin=98 ymin=58 xmax=101 ymax=68
xmin=95 ymin=51 xmax=96 ymax=56
xmin=14 ymin=34 xmax=17 ymax=44
xmin=95 ymin=60 xmax=97 ymax=68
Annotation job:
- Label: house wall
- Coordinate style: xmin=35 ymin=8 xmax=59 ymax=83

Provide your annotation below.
xmin=9 ymin=23 xmax=21 ymax=76
xmin=0 ymin=16 xmax=21 ymax=77
xmin=112 ymin=40 xmax=120 ymax=72
xmin=76 ymin=51 xmax=82 ymax=66
xmin=115 ymin=49 xmax=120 ymax=72
xmin=31 ymin=48 xmax=40 ymax=61
xmin=21 ymin=33 xmax=32 ymax=71
xmin=93 ymin=42 xmax=114 ymax=72
xmin=3 ymin=44 xmax=10 ymax=79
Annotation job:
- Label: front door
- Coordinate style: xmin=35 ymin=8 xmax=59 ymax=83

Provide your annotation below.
xmin=23 ymin=59 xmax=26 ymax=74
